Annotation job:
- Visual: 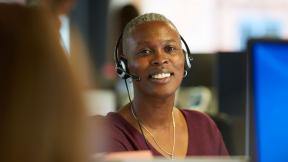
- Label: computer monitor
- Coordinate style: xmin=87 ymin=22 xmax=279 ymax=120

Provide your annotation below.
xmin=247 ymin=39 xmax=288 ymax=162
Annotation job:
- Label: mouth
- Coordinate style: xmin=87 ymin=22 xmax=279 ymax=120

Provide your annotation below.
xmin=149 ymin=72 xmax=174 ymax=80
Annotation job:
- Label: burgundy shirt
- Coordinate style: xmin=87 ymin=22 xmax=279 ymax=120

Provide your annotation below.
xmin=100 ymin=109 xmax=228 ymax=156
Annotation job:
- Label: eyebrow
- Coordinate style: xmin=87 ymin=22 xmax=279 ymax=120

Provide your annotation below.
xmin=137 ymin=39 xmax=178 ymax=46
xmin=164 ymin=40 xmax=178 ymax=44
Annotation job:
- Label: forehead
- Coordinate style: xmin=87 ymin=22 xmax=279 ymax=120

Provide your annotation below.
xmin=128 ymin=21 xmax=178 ymax=37
xmin=126 ymin=21 xmax=180 ymax=44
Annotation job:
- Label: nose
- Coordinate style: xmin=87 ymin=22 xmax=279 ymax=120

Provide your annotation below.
xmin=151 ymin=51 xmax=169 ymax=65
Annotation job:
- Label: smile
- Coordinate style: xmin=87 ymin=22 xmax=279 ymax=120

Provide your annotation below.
xmin=149 ymin=72 xmax=174 ymax=80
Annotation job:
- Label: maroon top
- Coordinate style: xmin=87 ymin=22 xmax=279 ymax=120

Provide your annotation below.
xmin=100 ymin=109 xmax=228 ymax=157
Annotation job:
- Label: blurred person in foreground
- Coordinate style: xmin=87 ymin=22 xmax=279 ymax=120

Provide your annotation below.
xmin=0 ymin=4 xmax=88 ymax=162
xmin=26 ymin=0 xmax=75 ymax=30
xmin=27 ymin=0 xmax=96 ymax=89
xmin=98 ymin=13 xmax=228 ymax=159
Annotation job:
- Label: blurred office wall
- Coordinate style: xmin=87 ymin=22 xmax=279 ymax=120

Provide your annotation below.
xmin=139 ymin=0 xmax=288 ymax=52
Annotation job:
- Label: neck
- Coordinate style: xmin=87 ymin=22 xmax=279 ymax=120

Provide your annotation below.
xmin=130 ymin=103 xmax=176 ymax=158
xmin=131 ymin=93 xmax=175 ymax=129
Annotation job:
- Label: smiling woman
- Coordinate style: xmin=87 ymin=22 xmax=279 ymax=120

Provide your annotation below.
xmin=96 ymin=13 xmax=228 ymax=159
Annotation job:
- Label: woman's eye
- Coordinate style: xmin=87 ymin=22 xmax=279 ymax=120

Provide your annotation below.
xmin=137 ymin=49 xmax=152 ymax=55
xmin=165 ymin=46 xmax=177 ymax=54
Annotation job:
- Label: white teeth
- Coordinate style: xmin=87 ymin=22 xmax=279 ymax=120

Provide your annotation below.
xmin=151 ymin=73 xmax=171 ymax=79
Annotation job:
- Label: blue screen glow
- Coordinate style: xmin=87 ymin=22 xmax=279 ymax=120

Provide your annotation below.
xmin=253 ymin=41 xmax=288 ymax=162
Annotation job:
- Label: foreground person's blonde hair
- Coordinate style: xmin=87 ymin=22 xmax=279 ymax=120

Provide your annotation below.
xmin=0 ymin=4 xmax=88 ymax=162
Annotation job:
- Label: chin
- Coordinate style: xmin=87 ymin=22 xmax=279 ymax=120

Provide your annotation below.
xmin=148 ymin=87 xmax=177 ymax=98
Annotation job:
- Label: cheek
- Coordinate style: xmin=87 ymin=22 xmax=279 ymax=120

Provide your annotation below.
xmin=172 ymin=56 xmax=185 ymax=80
xmin=174 ymin=56 xmax=185 ymax=70
xmin=127 ymin=58 xmax=148 ymax=74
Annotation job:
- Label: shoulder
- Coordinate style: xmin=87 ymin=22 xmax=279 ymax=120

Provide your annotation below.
xmin=181 ymin=109 xmax=215 ymax=126
xmin=180 ymin=109 xmax=208 ymax=118
xmin=92 ymin=112 xmax=135 ymax=153
xmin=105 ymin=112 xmax=122 ymax=123
xmin=180 ymin=109 xmax=229 ymax=155
xmin=180 ymin=109 xmax=221 ymax=137
xmin=91 ymin=113 xmax=129 ymax=142
xmin=91 ymin=113 xmax=125 ymax=131
xmin=104 ymin=112 xmax=130 ymax=134
xmin=103 ymin=112 xmax=146 ymax=152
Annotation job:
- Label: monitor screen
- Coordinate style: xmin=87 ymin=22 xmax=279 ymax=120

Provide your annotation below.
xmin=248 ymin=39 xmax=288 ymax=162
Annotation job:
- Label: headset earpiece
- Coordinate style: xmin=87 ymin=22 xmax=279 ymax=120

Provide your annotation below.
xmin=114 ymin=34 xmax=129 ymax=79
xmin=182 ymin=49 xmax=192 ymax=70
xmin=116 ymin=57 xmax=130 ymax=79
xmin=180 ymin=36 xmax=193 ymax=71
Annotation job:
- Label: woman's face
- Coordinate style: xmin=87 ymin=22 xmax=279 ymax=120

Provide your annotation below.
xmin=124 ymin=21 xmax=185 ymax=98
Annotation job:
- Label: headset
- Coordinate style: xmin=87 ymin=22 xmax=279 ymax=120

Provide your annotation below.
xmin=114 ymin=34 xmax=193 ymax=80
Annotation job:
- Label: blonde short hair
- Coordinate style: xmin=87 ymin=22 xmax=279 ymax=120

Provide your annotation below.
xmin=122 ymin=13 xmax=179 ymax=50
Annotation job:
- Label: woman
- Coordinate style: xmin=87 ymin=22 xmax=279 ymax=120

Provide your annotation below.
xmin=102 ymin=13 xmax=228 ymax=159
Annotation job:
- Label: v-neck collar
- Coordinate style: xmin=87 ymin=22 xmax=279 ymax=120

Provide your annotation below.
xmin=107 ymin=109 xmax=191 ymax=157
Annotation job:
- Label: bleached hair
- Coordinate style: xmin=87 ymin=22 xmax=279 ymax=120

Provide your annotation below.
xmin=122 ymin=13 xmax=179 ymax=43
